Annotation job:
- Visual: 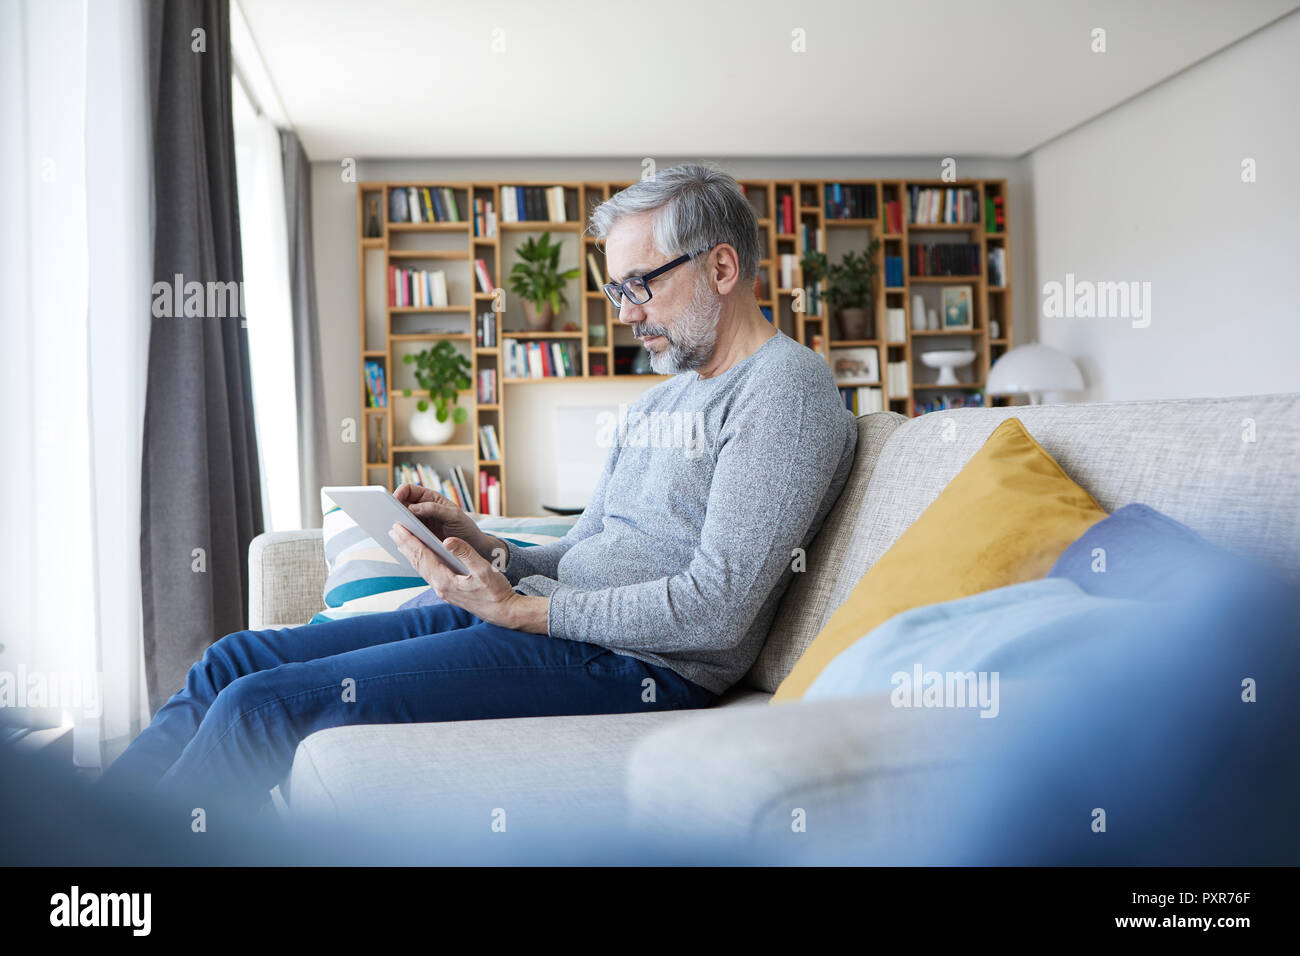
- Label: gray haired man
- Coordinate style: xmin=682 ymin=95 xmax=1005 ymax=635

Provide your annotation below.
xmin=100 ymin=163 xmax=858 ymax=819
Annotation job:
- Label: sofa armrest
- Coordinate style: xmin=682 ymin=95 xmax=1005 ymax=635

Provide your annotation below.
xmin=249 ymin=530 xmax=327 ymax=629
xmin=625 ymin=692 xmax=1000 ymax=860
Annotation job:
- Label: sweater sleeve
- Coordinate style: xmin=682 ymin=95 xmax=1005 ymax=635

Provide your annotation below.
xmin=501 ymin=437 xmax=621 ymax=584
xmin=545 ymin=383 xmax=848 ymax=653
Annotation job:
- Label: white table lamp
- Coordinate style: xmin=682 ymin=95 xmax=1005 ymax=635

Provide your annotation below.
xmin=987 ymin=343 xmax=1083 ymax=405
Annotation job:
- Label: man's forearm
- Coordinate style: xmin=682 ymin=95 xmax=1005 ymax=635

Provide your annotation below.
xmin=505 ymin=594 xmax=549 ymax=635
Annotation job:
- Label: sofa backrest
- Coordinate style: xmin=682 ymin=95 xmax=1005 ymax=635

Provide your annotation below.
xmin=743 ymin=392 xmax=1300 ymax=693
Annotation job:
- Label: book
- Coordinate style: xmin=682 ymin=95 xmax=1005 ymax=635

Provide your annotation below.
xmin=586 ymin=252 xmax=604 ymax=291
xmin=474 ymin=258 xmax=494 ymax=294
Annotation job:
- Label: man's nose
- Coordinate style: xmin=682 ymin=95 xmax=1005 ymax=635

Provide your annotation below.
xmin=616 ymin=301 xmax=646 ymax=325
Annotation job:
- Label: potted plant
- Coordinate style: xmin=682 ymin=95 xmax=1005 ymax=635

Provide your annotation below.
xmin=803 ymin=239 xmax=881 ymax=340
xmin=401 ymin=340 xmax=472 ymax=446
xmin=508 ymin=231 xmax=580 ymax=331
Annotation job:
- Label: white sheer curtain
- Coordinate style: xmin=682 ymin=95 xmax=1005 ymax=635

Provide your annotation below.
xmin=233 ymin=78 xmax=302 ymax=533
xmin=0 ymin=0 xmax=152 ymax=766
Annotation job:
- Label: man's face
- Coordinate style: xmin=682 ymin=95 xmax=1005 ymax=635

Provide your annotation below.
xmin=604 ymin=212 xmax=722 ymax=375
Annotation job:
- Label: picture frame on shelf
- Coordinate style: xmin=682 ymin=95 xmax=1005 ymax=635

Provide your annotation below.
xmin=830 ymin=346 xmax=880 ymax=386
xmin=942 ymin=285 xmax=975 ymax=331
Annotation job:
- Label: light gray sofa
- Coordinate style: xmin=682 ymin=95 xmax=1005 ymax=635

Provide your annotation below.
xmin=249 ymin=393 xmax=1300 ymax=853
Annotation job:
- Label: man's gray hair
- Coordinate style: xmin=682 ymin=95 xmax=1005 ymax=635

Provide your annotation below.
xmin=587 ymin=163 xmax=761 ymax=282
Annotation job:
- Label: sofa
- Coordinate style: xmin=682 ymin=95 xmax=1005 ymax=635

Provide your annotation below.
xmin=249 ymin=393 xmax=1300 ymax=854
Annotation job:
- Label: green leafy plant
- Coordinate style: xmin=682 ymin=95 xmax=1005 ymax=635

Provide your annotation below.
xmin=802 ymin=238 xmax=882 ymax=312
xmin=508 ymin=231 xmax=581 ymax=314
xmin=401 ymin=340 xmax=472 ymax=423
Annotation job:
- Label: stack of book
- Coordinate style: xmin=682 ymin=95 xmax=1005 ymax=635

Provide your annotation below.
xmin=474 ymin=258 xmax=494 ymax=294
xmin=776 ymin=192 xmax=795 ymax=234
xmin=883 ymin=199 xmax=904 ymax=233
xmin=504 ymin=338 xmax=580 ymax=378
xmin=473 ymin=196 xmax=497 ymax=237
xmin=823 ymin=183 xmax=878 ymax=219
xmin=475 ymin=311 xmax=497 ymax=347
xmin=886 ymin=360 xmax=910 ymax=397
xmin=913 ymin=391 xmax=985 ymax=416
xmin=884 ymin=256 xmax=904 ymax=287
xmin=364 ymin=360 xmax=388 ymax=407
xmin=987 ymin=247 xmax=1007 ymax=287
xmin=884 ymin=307 xmax=908 ymax=343
xmin=984 ymin=194 xmax=1005 ymax=232
xmin=908 ymin=243 xmax=981 ymax=277
xmin=477 ymin=367 xmax=496 ymax=404
xmin=907 ymin=186 xmax=980 ymax=225
xmin=840 ymin=385 xmax=884 ymax=415
xmin=394 ymin=462 xmax=476 ymax=513
xmin=389 ymin=266 xmax=448 ymax=307
xmin=477 ymin=424 xmax=501 ymax=461
xmin=500 ymin=186 xmax=570 ymax=223
xmin=389 ymin=186 xmax=462 ymax=224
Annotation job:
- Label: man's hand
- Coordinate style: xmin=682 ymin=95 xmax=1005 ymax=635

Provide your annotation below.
xmin=388 ymin=523 xmax=541 ymax=630
xmin=393 ymin=483 xmax=509 ymax=570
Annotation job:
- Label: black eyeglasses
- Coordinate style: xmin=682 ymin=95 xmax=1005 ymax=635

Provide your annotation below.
xmin=602 ymin=247 xmax=712 ymax=310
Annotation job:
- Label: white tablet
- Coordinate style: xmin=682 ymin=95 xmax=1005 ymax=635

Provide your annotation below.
xmin=323 ymin=485 xmax=472 ymax=577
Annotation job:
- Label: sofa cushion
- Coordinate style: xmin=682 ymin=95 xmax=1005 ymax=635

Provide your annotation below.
xmin=743 ymin=411 xmax=908 ymax=692
xmin=316 ymin=490 xmax=577 ymax=622
xmin=759 ymin=393 xmax=1300 ymax=695
xmin=773 ymin=417 xmax=1107 ymax=701
xmin=285 ymin=685 xmax=769 ymax=827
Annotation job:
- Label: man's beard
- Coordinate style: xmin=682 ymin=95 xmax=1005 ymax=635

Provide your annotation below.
xmin=636 ymin=276 xmax=723 ymax=375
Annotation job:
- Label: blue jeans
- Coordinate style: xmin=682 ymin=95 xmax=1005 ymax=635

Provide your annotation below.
xmin=100 ymin=599 xmax=716 ymax=820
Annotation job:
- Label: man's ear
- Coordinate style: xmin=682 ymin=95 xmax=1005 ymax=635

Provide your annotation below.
xmin=707 ymin=243 xmax=742 ymax=296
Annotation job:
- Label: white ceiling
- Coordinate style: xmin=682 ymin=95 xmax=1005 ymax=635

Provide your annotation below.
xmin=238 ymin=0 xmax=1299 ymax=161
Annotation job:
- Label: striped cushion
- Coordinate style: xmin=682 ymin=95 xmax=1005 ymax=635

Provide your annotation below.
xmin=315 ymin=489 xmax=578 ymax=624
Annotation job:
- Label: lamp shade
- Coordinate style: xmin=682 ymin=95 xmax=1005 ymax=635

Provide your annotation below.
xmin=987 ymin=344 xmax=1083 ymax=395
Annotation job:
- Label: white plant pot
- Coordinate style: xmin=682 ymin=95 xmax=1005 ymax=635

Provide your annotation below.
xmin=409 ymin=405 xmax=456 ymax=445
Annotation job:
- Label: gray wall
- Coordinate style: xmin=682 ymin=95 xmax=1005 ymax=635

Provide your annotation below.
xmin=311 ymin=156 xmax=1033 ymax=515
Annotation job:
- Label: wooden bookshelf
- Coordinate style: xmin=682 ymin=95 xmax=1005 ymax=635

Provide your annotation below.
xmin=356 ymin=177 xmax=1012 ymax=513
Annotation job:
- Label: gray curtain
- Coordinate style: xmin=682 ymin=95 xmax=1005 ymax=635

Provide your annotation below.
xmin=280 ymin=130 xmax=329 ymax=529
xmin=140 ymin=0 xmax=263 ymax=712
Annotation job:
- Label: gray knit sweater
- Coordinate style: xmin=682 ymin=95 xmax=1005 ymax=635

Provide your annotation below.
xmin=502 ymin=329 xmax=858 ymax=695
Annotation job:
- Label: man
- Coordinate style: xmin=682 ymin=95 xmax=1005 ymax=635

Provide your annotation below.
xmin=99 ymin=162 xmax=859 ymax=819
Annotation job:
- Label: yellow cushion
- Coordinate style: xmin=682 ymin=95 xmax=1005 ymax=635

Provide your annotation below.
xmin=771 ymin=417 xmax=1107 ymax=702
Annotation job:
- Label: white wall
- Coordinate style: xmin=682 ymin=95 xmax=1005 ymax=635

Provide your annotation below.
xmin=312 ymin=156 xmax=1030 ymax=515
xmin=1028 ymin=12 xmax=1300 ymax=403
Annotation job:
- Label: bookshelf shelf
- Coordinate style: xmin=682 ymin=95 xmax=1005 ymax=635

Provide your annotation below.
xmin=357 ymin=175 xmax=1011 ymax=512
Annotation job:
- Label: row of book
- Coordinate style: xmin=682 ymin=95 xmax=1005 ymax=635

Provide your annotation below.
xmin=389 ymin=266 xmax=448 ymax=308
xmin=586 ymin=252 xmax=605 ymax=291
xmin=504 ymin=338 xmax=581 ymax=379
xmin=840 ymin=386 xmax=884 ymax=415
xmin=473 ymin=258 xmax=494 ymax=294
xmin=986 ymin=195 xmax=1004 ymax=232
xmin=823 ymin=183 xmax=878 ymax=220
xmin=884 ymin=256 xmax=904 ymax=287
xmin=477 ymin=367 xmax=497 ymax=404
xmin=478 ymin=424 xmax=501 ymax=461
xmin=389 ymin=186 xmax=462 ymax=224
xmin=908 ymin=186 xmax=980 ymax=225
xmin=500 ymin=185 xmax=570 ymax=223
xmin=473 ymin=197 xmax=497 ymax=237
xmin=909 ymin=243 xmax=982 ymax=277
xmin=395 ymin=462 xmax=476 ymax=512
xmin=475 ymin=311 xmax=498 ymax=347
xmin=987 ymin=247 xmax=1007 ymax=287
xmin=883 ymin=307 xmax=909 ymax=343
xmin=886 ymin=360 xmax=910 ymax=398
xmin=364 ymin=359 xmax=388 ymax=408
xmin=913 ymin=391 xmax=985 ymax=416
